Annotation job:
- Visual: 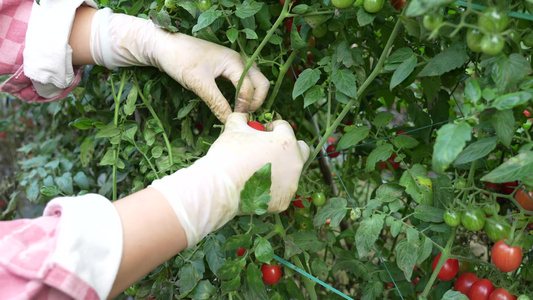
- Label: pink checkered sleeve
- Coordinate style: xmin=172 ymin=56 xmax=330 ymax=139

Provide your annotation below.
xmin=0 ymin=216 xmax=98 ymax=300
xmin=0 ymin=0 xmax=83 ymax=103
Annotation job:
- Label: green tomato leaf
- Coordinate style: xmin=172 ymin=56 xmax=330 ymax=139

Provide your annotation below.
xmin=355 ymin=214 xmax=385 ymax=257
xmin=399 ymin=165 xmax=433 ymax=205
xmin=254 ymin=236 xmax=274 ymax=263
xmin=393 ymin=135 xmax=419 ymax=149
xmin=243 ymin=263 xmax=267 ymax=299
xmin=454 ymin=136 xmax=499 ymax=165
xmin=464 ymin=77 xmax=481 ymax=104
xmin=73 ymin=171 xmax=89 ymax=190
xmin=418 ymin=43 xmax=468 ymax=77
xmin=293 ymin=69 xmax=321 ymax=99
xmin=365 ymin=144 xmax=394 ymax=173
xmin=481 ymin=150 xmax=533 ymax=183
xmin=441 ymin=290 xmax=469 ymax=300
xmin=178 ymin=261 xmax=205 ymax=295
xmin=216 ymin=258 xmax=246 ymax=280
xmin=492 ymin=91 xmax=532 ymax=111
xmin=336 ymin=41 xmax=354 ymax=68
xmin=69 ymin=118 xmax=103 ymax=130
xmin=221 ymin=276 xmax=240 ymax=293
xmin=226 ymin=28 xmax=238 ymax=43
xmin=332 ymin=250 xmax=370 ymax=280
xmin=357 ymin=7 xmax=376 ymax=26
xmin=376 ymin=183 xmax=404 ymax=203
xmin=291 ymin=230 xmax=326 ymax=252
xmin=386 ymin=48 xmax=414 ymax=67
xmin=303 ymin=85 xmax=324 ymax=108
xmin=331 ymin=69 xmax=357 ymax=98
xmin=337 ymin=126 xmax=370 ymax=150
xmin=124 ymin=85 xmax=137 ymax=116
xmin=417 ymin=236 xmax=433 ymax=265
xmin=395 ymin=239 xmax=417 ymax=280
xmin=372 ymin=111 xmax=395 ymax=127
xmin=241 ymin=28 xmax=258 ymax=39
xmin=189 ymin=280 xmax=217 ymax=299
xmin=488 ymin=53 xmax=532 ymax=94
xmin=99 ymin=148 xmax=116 ymax=166
xmin=40 ymin=185 xmax=61 ymax=197
xmin=192 ymin=8 xmax=222 ymax=33
xmin=204 ymin=234 xmax=226 ymax=274
xmin=390 ymin=54 xmax=417 ymax=90
xmin=80 ymin=137 xmax=94 ymax=168
xmin=432 ymin=122 xmax=472 ymax=173
xmin=362 ymin=281 xmax=384 ymax=300
xmin=95 ymin=123 xmax=120 ymax=139
xmin=235 ymin=0 xmax=263 ymax=18
xmin=221 ymin=233 xmax=252 ymax=251
xmin=268 ymin=34 xmax=283 ymax=45
xmin=240 ymin=163 xmax=272 ymax=215
xmin=414 ymin=204 xmax=444 ymax=222
xmin=313 ymin=197 xmax=347 ymax=227
xmin=491 ymin=109 xmax=515 ymax=147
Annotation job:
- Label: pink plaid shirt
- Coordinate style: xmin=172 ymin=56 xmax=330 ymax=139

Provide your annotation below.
xmin=0 ymin=0 xmax=83 ymax=102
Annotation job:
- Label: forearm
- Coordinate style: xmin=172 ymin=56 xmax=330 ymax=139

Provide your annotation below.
xmin=70 ymin=5 xmax=97 ymax=65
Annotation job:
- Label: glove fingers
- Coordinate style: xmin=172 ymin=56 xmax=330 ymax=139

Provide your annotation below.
xmin=224 ymin=112 xmax=249 ymax=130
xmin=270 ymin=119 xmax=297 ymax=138
xmin=297 ymin=140 xmax=311 ymax=162
xmin=190 ymin=78 xmax=233 ymax=124
xmin=247 ymin=65 xmax=270 ymax=112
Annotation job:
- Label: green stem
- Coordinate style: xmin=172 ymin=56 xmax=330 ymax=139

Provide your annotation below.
xmin=133 ymin=75 xmax=174 ymax=166
xmin=234 ymin=0 xmax=290 ymax=103
xmin=293 ymin=256 xmax=318 ymax=300
xmin=303 ymin=18 xmax=403 ymax=171
xmin=421 ymin=227 xmax=457 ymax=297
xmin=112 ymin=71 xmax=128 ymax=201
xmin=265 ymin=51 xmax=298 ymax=111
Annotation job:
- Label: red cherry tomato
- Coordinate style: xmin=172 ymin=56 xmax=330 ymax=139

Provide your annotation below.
xmin=279 ymin=0 xmax=297 ymax=6
xmin=237 ymin=247 xmax=246 ymax=257
xmin=379 ymin=154 xmax=401 ymax=170
xmin=501 ymin=181 xmax=519 ymax=195
xmin=326 ymin=144 xmax=340 ymax=158
xmin=247 ymin=121 xmax=265 ymax=131
xmin=454 ymin=272 xmax=479 ymax=296
xmin=285 ymin=17 xmax=301 ymax=33
xmin=432 ymin=253 xmax=459 ymax=281
xmin=261 ymin=263 xmax=282 ymax=285
xmin=515 ymin=188 xmax=533 ymax=211
xmin=0 ymin=131 xmax=7 ymax=140
xmin=491 ymin=240 xmax=522 ymax=272
xmin=490 ymin=288 xmax=517 ymax=300
xmin=469 ymin=279 xmax=494 ymax=300
xmin=484 ymin=183 xmax=501 ymax=197
xmin=292 ymin=195 xmax=311 ymax=208
xmin=391 ymin=0 xmax=405 ymax=10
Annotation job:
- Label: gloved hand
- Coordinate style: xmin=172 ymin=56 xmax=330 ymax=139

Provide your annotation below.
xmin=90 ymin=9 xmax=270 ymax=123
xmin=149 ymin=113 xmax=310 ymax=247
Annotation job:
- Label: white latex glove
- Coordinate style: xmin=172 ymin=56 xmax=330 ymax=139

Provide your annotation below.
xmin=90 ymin=9 xmax=270 ymax=123
xmin=149 ymin=113 xmax=310 ymax=247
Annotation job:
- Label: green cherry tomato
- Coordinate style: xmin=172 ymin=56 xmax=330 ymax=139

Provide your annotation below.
xmin=312 ymin=192 xmax=327 ymax=207
xmin=312 ymin=23 xmax=328 ymax=38
xmin=484 ymin=216 xmax=511 ymax=243
xmin=481 ymin=34 xmax=505 ymax=56
xmin=483 ymin=202 xmax=500 ymax=216
xmin=332 ymin=0 xmax=355 ymax=9
xmin=518 ymin=296 xmax=531 ymax=300
xmin=363 ymin=0 xmax=384 ymax=13
xmin=197 ymin=0 xmax=212 ymax=12
xmin=456 ymin=178 xmax=467 ymax=189
xmin=423 ymin=14 xmax=443 ymax=31
xmin=444 ymin=210 xmax=461 ymax=227
xmin=523 ymin=32 xmax=533 ymax=48
xmin=478 ymin=7 xmax=509 ymax=32
xmin=461 ymin=208 xmax=486 ymax=231
xmin=466 ymin=29 xmax=484 ymax=53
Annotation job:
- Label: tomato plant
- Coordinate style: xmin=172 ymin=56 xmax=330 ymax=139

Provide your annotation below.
xmin=261 ymin=263 xmax=282 ymax=285
xmin=469 ymin=279 xmax=495 ymax=300
xmin=454 ymin=272 xmax=479 ymax=296
xmin=491 ymin=240 xmax=522 ymax=273
xmin=490 ymin=288 xmax=517 ymax=300
xmin=432 ymin=253 xmax=459 ymax=281
xmin=462 ymin=208 xmax=486 ymax=231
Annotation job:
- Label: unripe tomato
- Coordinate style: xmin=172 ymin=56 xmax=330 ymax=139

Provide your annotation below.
xmin=523 ymin=32 xmax=533 ymax=48
xmin=197 ymin=0 xmax=212 ymax=12
xmin=331 ymin=0 xmax=355 ymax=9
xmin=461 ymin=208 xmax=485 ymax=231
xmin=247 ymin=121 xmax=265 ymax=131
xmin=491 ymin=240 xmax=522 ymax=273
xmin=326 ymin=144 xmax=340 ymax=158
xmin=518 ymin=295 xmax=531 ymax=300
xmin=432 ymin=253 xmax=459 ymax=281
xmin=515 ymin=188 xmax=533 ymax=211
xmin=456 ymin=178 xmax=467 ymax=189
xmin=423 ymin=14 xmax=443 ymax=31
xmin=454 ymin=272 xmax=479 ymax=296
xmin=469 ymin=279 xmax=494 ymax=300
xmin=467 ymin=29 xmax=484 ymax=53
xmin=391 ymin=0 xmax=405 ymax=10
xmin=481 ymin=34 xmax=505 ymax=56
xmin=484 ymin=216 xmax=511 ymax=243
xmin=363 ymin=0 xmax=384 ymax=13
xmin=490 ymin=288 xmax=517 ymax=300
xmin=261 ymin=263 xmax=282 ymax=285
xmin=483 ymin=202 xmax=500 ymax=216
xmin=478 ymin=7 xmax=509 ymax=32
xmin=443 ymin=210 xmax=461 ymax=227
xmin=312 ymin=192 xmax=326 ymax=206
xmin=312 ymin=23 xmax=328 ymax=38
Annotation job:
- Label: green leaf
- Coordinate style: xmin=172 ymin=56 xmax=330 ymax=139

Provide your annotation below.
xmin=221 ymin=276 xmax=240 ymax=293
xmin=178 ymin=100 xmax=200 ymax=119
xmin=254 ymin=237 xmax=273 ymax=263
xmin=441 ymin=290 xmax=469 ymax=300
xmin=386 ymin=48 xmax=414 ymax=67
xmin=283 ymin=235 xmax=303 ymax=258
xmin=192 ymin=8 xmax=222 ymax=33
xmin=240 ymin=163 xmax=272 ymax=215
xmin=492 ymin=91 xmax=532 ymax=111
xmin=241 ymin=28 xmax=258 ymax=39
xmin=292 ymin=4 xmax=308 ymax=14
xmin=400 ymin=17 xmax=421 ymax=39
xmin=291 ymin=230 xmax=326 ymax=252
xmin=417 ymin=236 xmax=433 ymax=265
xmin=148 ymin=9 xmax=178 ymax=32
xmin=80 ymin=138 xmax=94 ymax=168
xmin=331 ymin=69 xmax=357 ymax=98
xmin=418 ymin=43 xmax=468 ymax=77
xmin=124 ymin=86 xmax=137 ymax=116
xmin=303 ymin=85 xmax=324 ymax=108
xmin=357 ymin=7 xmax=376 ymax=26
xmin=243 ymin=263 xmax=267 ymax=299
xmin=55 ymin=172 xmax=73 ymax=195
xmin=95 ymin=123 xmax=120 ymax=139
xmin=189 ymin=280 xmax=216 ymax=300
xmin=290 ymin=24 xmax=307 ymax=50
xmin=204 ymin=235 xmax=225 ymax=274
xmin=481 ymin=151 xmax=533 ymax=183
xmin=178 ymin=261 xmax=204 ymax=295
xmin=216 ymin=258 xmax=246 ymax=280
xmin=355 ymin=214 xmax=385 ymax=257
xmin=395 ymin=239 xmax=417 ymax=280
xmin=144 ymin=128 xmax=156 ymax=146
xmin=337 ymin=126 xmax=370 ymax=150
xmin=311 ymin=258 xmax=329 ymax=281
xmin=40 ymin=186 xmax=61 ymax=197
xmin=414 ymin=204 xmax=444 ymax=222
xmin=376 ymin=183 xmax=404 ymax=203
xmin=365 ymin=144 xmax=394 ymax=173
xmin=332 ymin=250 xmax=369 ymax=279
xmin=69 ymin=118 xmax=102 ymax=130
xmin=399 ymin=165 xmax=433 ymax=205
xmin=73 ymin=171 xmax=89 ymax=190
xmin=492 ymin=110 xmax=515 ymax=147
xmin=268 ymin=34 xmax=283 ymax=45
xmin=235 ymin=0 xmax=263 ymax=18
xmin=464 ymin=77 xmax=481 ymax=104
xmin=226 ymin=28 xmax=238 ymax=43
xmin=390 ymin=54 xmax=417 ymax=90
xmin=313 ymin=197 xmax=347 ymax=227
xmin=393 ymin=135 xmax=419 ymax=149
xmin=361 ymin=281 xmax=383 ymax=300
xmin=221 ymin=233 xmax=252 ymax=251
xmin=336 ymin=41 xmax=354 ymax=68
xmin=99 ymin=148 xmax=116 ymax=166
xmin=405 ymin=0 xmax=455 ymax=17
xmin=454 ymin=137 xmax=498 ymax=165
xmin=372 ymin=111 xmax=395 ymax=127
xmin=432 ymin=122 xmax=472 ymax=173
xmin=489 ymin=53 xmax=532 ymax=93
xmin=292 ymin=69 xmax=321 ymax=99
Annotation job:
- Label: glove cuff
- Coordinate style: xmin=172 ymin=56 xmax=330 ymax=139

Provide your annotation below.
xmin=149 ymin=158 xmax=240 ymax=248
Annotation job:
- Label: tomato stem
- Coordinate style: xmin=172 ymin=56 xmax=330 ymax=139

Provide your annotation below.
xmin=421 ymin=227 xmax=456 ymax=297
xmin=265 ymin=51 xmax=297 ymax=111
xmin=110 ymin=71 xmax=128 ymax=201
xmin=293 ymin=255 xmax=318 ymax=300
